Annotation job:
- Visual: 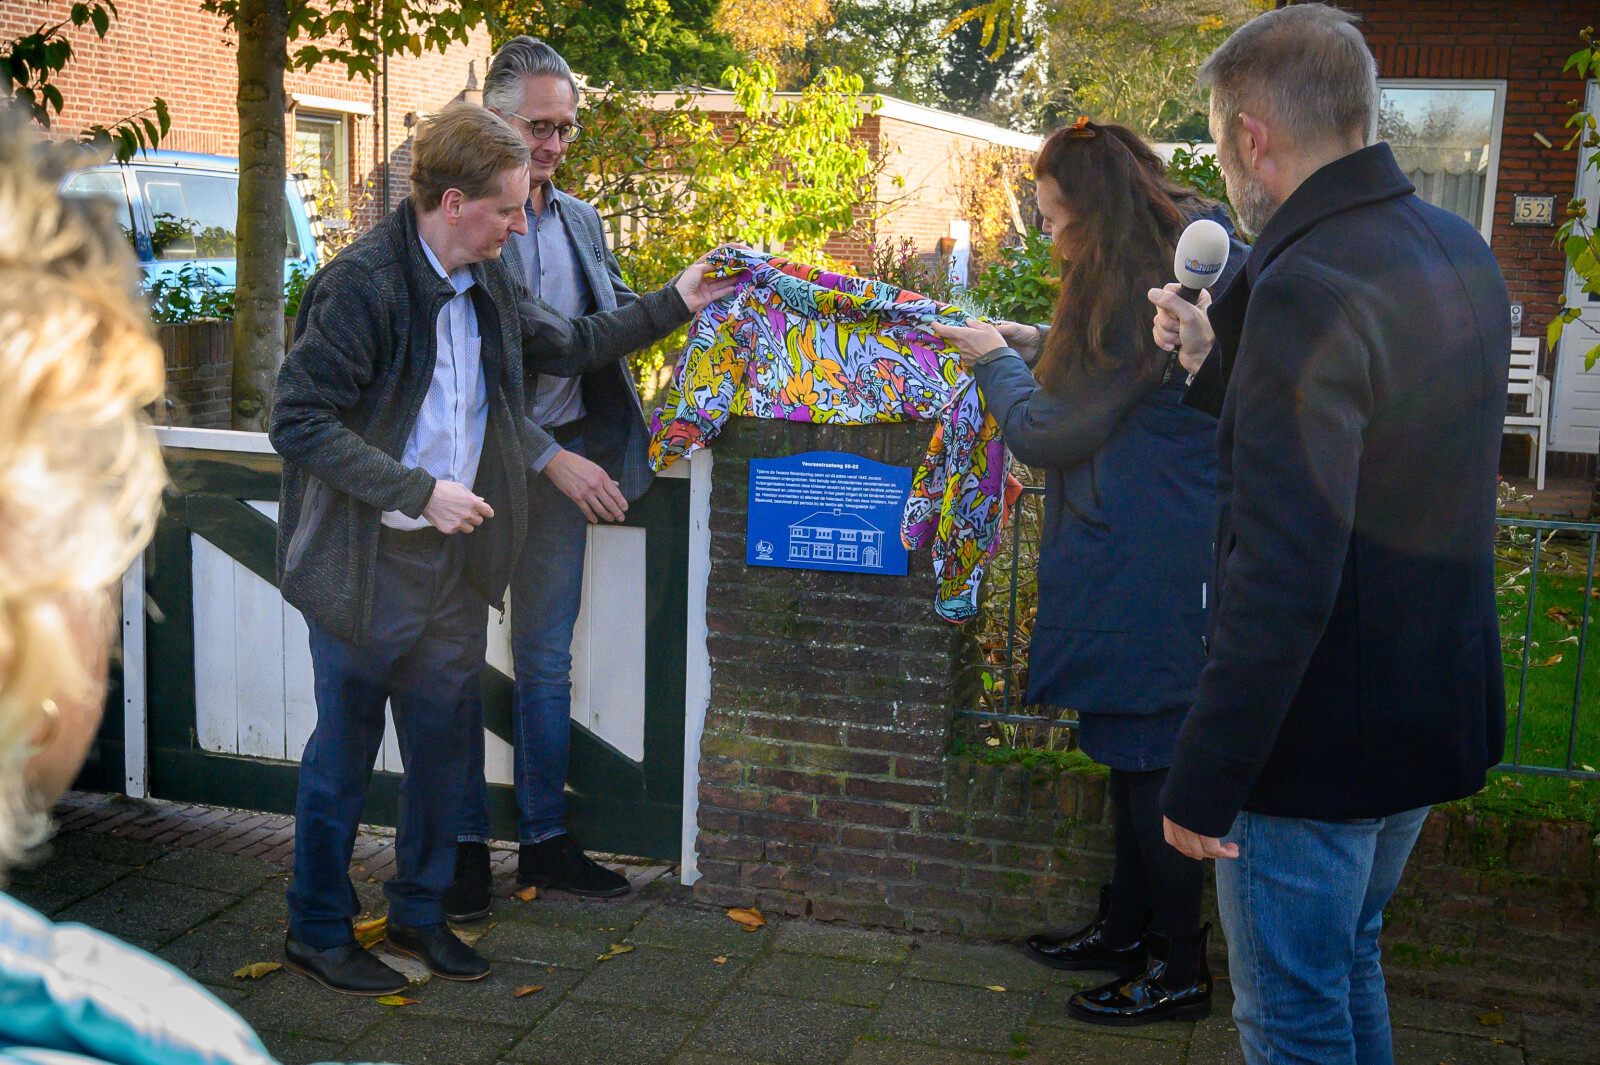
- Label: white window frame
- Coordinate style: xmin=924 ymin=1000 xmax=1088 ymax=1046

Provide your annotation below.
xmin=292 ymin=109 xmax=351 ymax=230
xmin=1376 ymin=78 xmax=1507 ymax=244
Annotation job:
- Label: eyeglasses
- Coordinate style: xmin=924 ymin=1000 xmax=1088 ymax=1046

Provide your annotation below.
xmin=508 ymin=113 xmax=583 ymax=143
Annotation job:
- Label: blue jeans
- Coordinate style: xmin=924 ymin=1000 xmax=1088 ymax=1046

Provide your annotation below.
xmin=288 ymin=535 xmax=488 ymax=949
xmin=458 ymin=440 xmax=591 ymax=846
xmin=1217 ymin=806 xmax=1432 ymax=1065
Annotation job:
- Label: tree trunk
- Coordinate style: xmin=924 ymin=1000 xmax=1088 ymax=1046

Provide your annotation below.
xmin=232 ymin=0 xmax=288 ymax=432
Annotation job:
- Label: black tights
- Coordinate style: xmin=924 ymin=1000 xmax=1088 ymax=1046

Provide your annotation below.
xmin=1101 ymin=766 xmax=1205 ymax=945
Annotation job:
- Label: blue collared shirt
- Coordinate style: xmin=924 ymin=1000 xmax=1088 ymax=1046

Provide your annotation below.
xmin=512 ymin=185 xmax=593 ymax=437
xmin=381 ymin=233 xmax=487 ymax=531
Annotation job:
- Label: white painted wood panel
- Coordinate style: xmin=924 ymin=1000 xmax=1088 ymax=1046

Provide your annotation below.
xmin=235 ymin=565 xmax=286 ymax=758
xmin=192 ymin=536 xmax=238 ymax=754
xmin=569 ymin=526 xmax=648 ymax=763
xmin=283 ymin=608 xmax=317 ymax=761
xmin=1550 ymin=81 xmax=1600 ymax=454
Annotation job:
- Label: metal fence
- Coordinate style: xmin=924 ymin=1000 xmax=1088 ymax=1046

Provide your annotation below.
xmin=954 ymin=502 xmax=1600 ymax=784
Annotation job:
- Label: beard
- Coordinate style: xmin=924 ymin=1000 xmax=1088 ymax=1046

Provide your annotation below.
xmin=1218 ymin=138 xmax=1280 ymax=242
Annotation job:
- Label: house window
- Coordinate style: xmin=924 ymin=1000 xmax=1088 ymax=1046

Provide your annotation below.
xmin=837 ymin=544 xmax=858 ymax=563
xmin=813 ymin=543 xmax=834 ymax=560
xmin=792 ymin=528 xmax=809 ymax=540
xmin=1377 ymin=80 xmax=1505 ymax=242
xmin=790 ymin=543 xmax=810 ymax=560
xmin=293 ymin=111 xmax=350 ymax=229
xmin=816 ymin=529 xmax=833 ymax=541
xmin=840 ymin=530 xmax=857 ymax=542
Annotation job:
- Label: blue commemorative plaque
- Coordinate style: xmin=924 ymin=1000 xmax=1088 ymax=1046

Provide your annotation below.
xmin=747 ymin=451 xmax=912 ymax=576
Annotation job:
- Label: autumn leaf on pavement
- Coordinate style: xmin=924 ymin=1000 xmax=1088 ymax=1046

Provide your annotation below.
xmin=597 ymin=943 xmax=636 ymax=961
xmin=985 ymin=985 xmax=1006 ymax=992
xmin=1476 ymin=1011 xmax=1506 ymax=1027
xmin=232 ymin=962 xmax=281 ymax=979
xmin=354 ymin=916 xmax=387 ymax=948
xmin=513 ymin=985 xmax=545 ymax=998
xmin=726 ymin=907 xmax=765 ymax=930
xmin=713 ymin=956 xmax=729 ymax=964
xmin=375 ymin=995 xmax=417 ymax=1006
xmin=516 ymin=885 xmax=539 ymax=902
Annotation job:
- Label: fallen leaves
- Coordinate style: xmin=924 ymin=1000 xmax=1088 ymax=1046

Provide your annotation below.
xmin=1476 ymin=1010 xmax=1506 ymax=1027
xmin=454 ymin=922 xmax=496 ymax=946
xmin=376 ymin=995 xmax=418 ymax=1006
xmin=1534 ymin=653 xmax=1564 ymax=667
xmin=516 ymin=885 xmax=539 ymax=902
xmin=985 ymin=985 xmax=1006 ymax=993
xmin=713 ymin=956 xmax=729 ymax=964
xmin=1546 ymin=606 xmax=1580 ymax=629
xmin=726 ymin=907 xmax=766 ymax=930
xmin=232 ymin=962 xmax=281 ymax=979
xmin=597 ymin=943 xmax=635 ymax=961
xmin=354 ymin=916 xmax=387 ymax=949
xmin=513 ymin=985 xmax=545 ymax=998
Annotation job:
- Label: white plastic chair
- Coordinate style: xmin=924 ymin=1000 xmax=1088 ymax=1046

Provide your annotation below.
xmin=1504 ymin=336 xmax=1549 ymax=490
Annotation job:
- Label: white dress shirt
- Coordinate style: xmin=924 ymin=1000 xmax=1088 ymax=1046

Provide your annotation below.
xmin=381 ymin=235 xmax=488 ymax=531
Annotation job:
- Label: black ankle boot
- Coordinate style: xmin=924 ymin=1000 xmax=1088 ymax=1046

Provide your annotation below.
xmin=1024 ymin=885 xmax=1146 ymax=974
xmin=443 ymin=841 xmax=492 ymax=922
xmin=519 ymin=833 xmax=630 ymax=898
xmin=1067 ymin=923 xmax=1212 ymax=1026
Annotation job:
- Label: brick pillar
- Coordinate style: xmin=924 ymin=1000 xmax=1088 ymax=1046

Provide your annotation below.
xmin=690 ymin=416 xmax=1115 ymax=936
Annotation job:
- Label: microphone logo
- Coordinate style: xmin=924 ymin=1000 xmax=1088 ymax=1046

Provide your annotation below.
xmin=1183 ymin=257 xmax=1223 ymax=278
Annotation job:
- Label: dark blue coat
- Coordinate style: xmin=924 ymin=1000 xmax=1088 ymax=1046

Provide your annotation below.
xmin=973 ymin=211 xmax=1248 ymax=771
xmin=1161 ymin=144 xmax=1509 ymax=835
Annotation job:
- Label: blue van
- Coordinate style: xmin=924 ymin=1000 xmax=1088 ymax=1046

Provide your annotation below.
xmin=61 ymin=150 xmax=321 ymax=292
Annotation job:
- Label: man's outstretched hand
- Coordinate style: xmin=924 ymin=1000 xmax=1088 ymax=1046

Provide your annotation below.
xmin=673 ymin=246 xmax=751 ymax=313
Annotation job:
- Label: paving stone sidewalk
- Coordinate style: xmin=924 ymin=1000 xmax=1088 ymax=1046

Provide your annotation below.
xmin=12 ymin=792 xmax=1595 ymax=1065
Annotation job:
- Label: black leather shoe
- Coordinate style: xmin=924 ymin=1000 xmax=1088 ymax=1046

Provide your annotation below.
xmin=283 ymin=933 xmax=409 ymax=997
xmin=443 ymin=841 xmax=493 ymax=922
xmin=1067 ymin=924 xmax=1213 ymax=1026
xmin=1025 ymin=885 xmax=1146 ymax=974
xmin=518 ymin=833 xmax=631 ymax=898
xmin=384 ymin=921 xmax=491 ymax=981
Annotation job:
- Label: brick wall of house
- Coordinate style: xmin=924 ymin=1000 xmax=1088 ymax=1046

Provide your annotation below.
xmin=2 ymin=0 xmax=492 ymax=230
xmin=1341 ymin=0 xmax=1589 ymax=372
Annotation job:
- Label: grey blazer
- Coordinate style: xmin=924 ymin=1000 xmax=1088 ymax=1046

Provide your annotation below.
xmin=503 ymin=186 xmax=655 ymax=501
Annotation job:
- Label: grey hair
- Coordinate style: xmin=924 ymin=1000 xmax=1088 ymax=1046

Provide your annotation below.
xmin=483 ymin=36 xmax=581 ymax=113
xmin=1199 ymin=3 xmax=1378 ymax=150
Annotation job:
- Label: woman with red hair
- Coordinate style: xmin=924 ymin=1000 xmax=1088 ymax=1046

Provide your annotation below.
xmin=936 ymin=118 xmax=1246 ymax=1026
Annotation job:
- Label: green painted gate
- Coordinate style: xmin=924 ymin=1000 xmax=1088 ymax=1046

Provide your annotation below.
xmin=107 ymin=438 xmax=691 ymax=860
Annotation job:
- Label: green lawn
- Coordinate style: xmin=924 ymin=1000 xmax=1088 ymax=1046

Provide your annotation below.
xmin=1475 ymin=559 xmax=1600 ymax=828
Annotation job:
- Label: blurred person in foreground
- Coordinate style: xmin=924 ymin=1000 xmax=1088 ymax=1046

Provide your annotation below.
xmin=932 ymin=118 xmax=1245 ymax=1026
xmin=1147 ymin=6 xmax=1508 ymax=1063
xmin=0 ymin=106 xmax=310 ymax=1065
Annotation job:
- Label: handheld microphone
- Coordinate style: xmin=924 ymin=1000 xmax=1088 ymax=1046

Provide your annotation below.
xmin=1162 ymin=218 xmax=1230 ymax=383
xmin=1173 ymin=218 xmax=1230 ymax=303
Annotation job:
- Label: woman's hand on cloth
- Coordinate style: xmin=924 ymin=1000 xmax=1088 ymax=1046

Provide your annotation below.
xmin=1163 ymin=815 xmax=1240 ymax=861
xmin=1148 ymin=284 xmax=1216 ymax=374
xmin=930 ymin=317 xmax=1010 ymax=368
xmin=995 ymin=321 xmax=1043 ymax=363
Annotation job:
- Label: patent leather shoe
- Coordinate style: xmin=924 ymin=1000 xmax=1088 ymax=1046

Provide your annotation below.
xmin=384 ymin=921 xmax=491 ymax=981
xmin=1067 ymin=924 xmax=1212 ymax=1026
xmin=1025 ymin=885 xmax=1146 ymax=974
xmin=283 ymin=933 xmax=409 ymax=997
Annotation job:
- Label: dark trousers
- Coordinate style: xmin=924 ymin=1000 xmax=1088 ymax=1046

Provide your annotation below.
xmin=287 ymin=534 xmax=488 ymax=949
xmin=1104 ymin=766 xmax=1205 ymax=943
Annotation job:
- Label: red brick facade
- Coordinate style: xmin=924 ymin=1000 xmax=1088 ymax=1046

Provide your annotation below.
xmin=3 ymin=0 xmax=493 ymax=230
xmin=1331 ymin=0 xmax=1597 ymax=466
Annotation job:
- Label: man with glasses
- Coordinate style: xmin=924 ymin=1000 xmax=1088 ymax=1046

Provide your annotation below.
xmin=446 ymin=36 xmax=652 ymax=917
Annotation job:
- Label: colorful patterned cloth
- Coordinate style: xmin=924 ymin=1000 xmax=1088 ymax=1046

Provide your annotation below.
xmin=648 ymin=247 xmax=1012 ymax=621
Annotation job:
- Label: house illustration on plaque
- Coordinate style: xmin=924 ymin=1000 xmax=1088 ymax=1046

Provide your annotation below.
xmin=787 ymin=508 xmax=886 ymax=569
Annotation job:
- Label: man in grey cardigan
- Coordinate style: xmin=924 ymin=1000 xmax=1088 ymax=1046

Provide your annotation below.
xmin=445 ymin=36 xmax=666 ymax=914
xmin=269 ymin=103 xmax=737 ymax=996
